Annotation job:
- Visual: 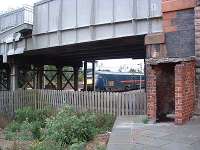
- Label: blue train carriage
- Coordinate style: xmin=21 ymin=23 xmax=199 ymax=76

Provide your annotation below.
xmin=87 ymin=71 xmax=145 ymax=92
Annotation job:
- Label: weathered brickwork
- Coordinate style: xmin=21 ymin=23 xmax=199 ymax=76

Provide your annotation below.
xmin=162 ymin=0 xmax=196 ymax=13
xmin=163 ymin=9 xmax=195 ymax=57
xmin=195 ymin=7 xmax=200 ymax=58
xmin=147 ymin=61 xmax=195 ymax=125
xmin=175 ymin=61 xmax=195 ymax=124
xmin=146 ymin=65 xmax=157 ymax=121
xmin=146 ymin=9 xmax=195 ymax=58
xmin=146 ymin=0 xmax=197 ymax=124
xmin=195 ymin=6 xmax=200 ymax=110
xmin=145 ymin=33 xmax=167 ymax=59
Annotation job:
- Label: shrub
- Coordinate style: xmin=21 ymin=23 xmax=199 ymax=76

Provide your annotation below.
xmin=69 ymin=142 xmax=86 ymax=150
xmin=4 ymin=129 xmax=17 ymax=140
xmin=5 ymin=105 xmax=116 ymax=149
xmin=17 ymin=120 xmax=34 ymax=141
xmin=5 ymin=120 xmax=42 ymax=141
xmin=96 ymin=145 xmax=106 ymax=150
xmin=5 ymin=121 xmax=21 ymax=132
xmin=31 ymin=140 xmax=64 ymax=150
xmin=44 ymin=105 xmax=97 ymax=145
xmin=142 ymin=117 xmax=149 ymax=124
xmin=15 ymin=107 xmax=36 ymax=123
xmin=15 ymin=106 xmax=53 ymax=126
xmin=4 ymin=121 xmax=20 ymax=140
xmin=43 ymin=105 xmax=116 ymax=147
xmin=95 ymin=113 xmax=116 ymax=133
xmin=5 ymin=106 xmax=53 ymax=141
xmin=73 ymin=114 xmax=97 ymax=142
xmin=28 ymin=121 xmax=42 ymax=139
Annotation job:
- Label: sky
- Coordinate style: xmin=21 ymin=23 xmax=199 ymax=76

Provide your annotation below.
xmin=0 ymin=0 xmax=144 ymax=72
xmin=96 ymin=59 xmax=144 ymax=72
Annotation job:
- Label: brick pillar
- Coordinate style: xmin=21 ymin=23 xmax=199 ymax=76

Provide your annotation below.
xmin=175 ymin=61 xmax=195 ymax=124
xmin=175 ymin=63 xmax=185 ymax=124
xmin=195 ymin=6 xmax=200 ymax=111
xmin=146 ymin=65 xmax=157 ymax=122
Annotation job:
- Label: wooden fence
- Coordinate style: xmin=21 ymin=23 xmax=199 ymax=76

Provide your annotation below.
xmin=0 ymin=90 xmax=146 ymax=117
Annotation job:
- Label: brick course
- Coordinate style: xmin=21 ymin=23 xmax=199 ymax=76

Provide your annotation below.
xmin=147 ymin=61 xmax=195 ymax=125
xmin=175 ymin=61 xmax=195 ymax=124
xmin=146 ymin=65 xmax=157 ymax=121
xmin=146 ymin=0 xmax=197 ymax=125
xmin=162 ymin=0 xmax=196 ymax=13
xmin=195 ymin=6 xmax=200 ymax=111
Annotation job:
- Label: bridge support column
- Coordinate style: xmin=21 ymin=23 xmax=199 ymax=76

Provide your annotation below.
xmin=0 ymin=64 xmax=10 ymax=91
xmin=10 ymin=63 xmax=18 ymax=91
xmin=35 ymin=65 xmax=44 ymax=89
xmin=73 ymin=66 xmax=79 ymax=91
xmin=56 ymin=65 xmax=63 ymax=90
xmin=84 ymin=61 xmax=87 ymax=91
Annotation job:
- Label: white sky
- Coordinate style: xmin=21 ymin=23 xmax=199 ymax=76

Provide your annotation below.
xmin=0 ymin=0 xmax=144 ymax=72
xmin=96 ymin=59 xmax=144 ymax=72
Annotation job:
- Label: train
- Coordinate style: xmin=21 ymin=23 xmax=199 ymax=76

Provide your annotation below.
xmin=87 ymin=71 xmax=145 ymax=92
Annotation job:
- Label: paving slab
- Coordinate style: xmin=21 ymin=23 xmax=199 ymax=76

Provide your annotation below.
xmin=107 ymin=116 xmax=200 ymax=150
xmin=160 ymin=142 xmax=193 ymax=150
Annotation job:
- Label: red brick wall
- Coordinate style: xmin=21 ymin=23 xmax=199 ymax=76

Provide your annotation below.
xmin=175 ymin=61 xmax=196 ymax=124
xmin=146 ymin=0 xmax=197 ymax=124
xmin=162 ymin=0 xmax=196 ymax=33
xmin=146 ymin=65 xmax=157 ymax=121
xmin=162 ymin=0 xmax=196 ymax=13
xmin=147 ymin=64 xmax=175 ymax=122
xmin=195 ymin=6 xmax=200 ymax=111
xmin=162 ymin=0 xmax=195 ymax=57
xmin=147 ymin=61 xmax=195 ymax=124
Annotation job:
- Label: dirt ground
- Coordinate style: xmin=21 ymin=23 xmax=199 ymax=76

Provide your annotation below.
xmin=0 ymin=129 xmax=32 ymax=150
xmin=85 ymin=133 xmax=110 ymax=150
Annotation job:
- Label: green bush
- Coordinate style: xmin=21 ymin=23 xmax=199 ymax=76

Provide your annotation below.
xmin=5 ymin=106 xmax=54 ymax=141
xmin=5 ymin=105 xmax=116 ymax=149
xmin=95 ymin=114 xmax=116 ymax=133
xmin=69 ymin=142 xmax=86 ymax=150
xmin=43 ymin=105 xmax=115 ymax=148
xmin=142 ymin=117 xmax=149 ymax=124
xmin=5 ymin=121 xmax=21 ymax=132
xmin=15 ymin=107 xmax=36 ymax=123
xmin=31 ymin=140 xmax=64 ymax=150
xmin=96 ymin=145 xmax=106 ymax=150
xmin=4 ymin=129 xmax=17 ymax=140
xmin=4 ymin=121 xmax=20 ymax=140
xmin=44 ymin=105 xmax=97 ymax=145
xmin=15 ymin=107 xmax=53 ymax=126
xmin=5 ymin=120 xmax=42 ymax=141
xmin=31 ymin=121 xmax=42 ymax=139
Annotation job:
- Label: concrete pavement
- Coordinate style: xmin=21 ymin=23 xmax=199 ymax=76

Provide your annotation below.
xmin=107 ymin=116 xmax=200 ymax=150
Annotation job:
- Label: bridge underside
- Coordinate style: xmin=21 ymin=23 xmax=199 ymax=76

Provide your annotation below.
xmin=1 ymin=35 xmax=146 ymax=91
xmin=20 ymin=35 xmax=145 ymax=63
